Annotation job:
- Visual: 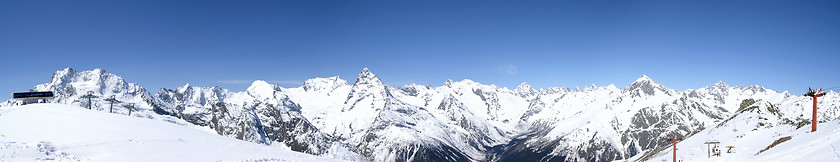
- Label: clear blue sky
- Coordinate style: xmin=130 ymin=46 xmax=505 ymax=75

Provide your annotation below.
xmin=1 ymin=1 xmax=838 ymax=95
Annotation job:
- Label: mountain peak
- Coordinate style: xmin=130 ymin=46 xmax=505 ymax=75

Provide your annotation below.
xmin=515 ymin=82 xmax=537 ymax=97
xmin=302 ymin=76 xmax=348 ymax=92
xmin=177 ymin=83 xmax=192 ymax=92
xmin=624 ymin=75 xmax=670 ymax=96
xmin=714 ymin=81 xmax=729 ymax=87
xmin=353 ymin=68 xmax=382 ymax=86
xmin=61 ymin=67 xmax=76 ymax=73
xmin=51 ymin=68 xmax=78 ymax=82
xmin=247 ymin=80 xmax=280 ymax=99
xmin=249 ymin=80 xmax=272 ymax=89
xmin=92 ymin=68 xmax=107 ymax=74
xmin=634 ymin=75 xmax=653 ymax=83
xmin=517 ymin=82 xmax=532 ymax=89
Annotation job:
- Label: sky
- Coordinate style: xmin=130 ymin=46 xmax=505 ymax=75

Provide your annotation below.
xmin=1 ymin=0 xmax=839 ymax=95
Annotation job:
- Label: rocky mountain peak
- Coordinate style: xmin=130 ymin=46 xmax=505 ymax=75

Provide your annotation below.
xmin=178 ymin=83 xmax=192 ymax=91
xmin=635 ymin=75 xmax=653 ymax=82
xmin=515 ymin=82 xmax=538 ymax=97
xmin=624 ymin=75 xmax=670 ymax=96
xmin=353 ymin=68 xmax=382 ymax=86
xmin=92 ymin=68 xmax=107 ymax=75
xmin=302 ymin=76 xmax=348 ymax=92
xmin=516 ymin=82 xmax=533 ymax=91
xmin=344 ymin=68 xmax=391 ymax=112
xmin=444 ymin=79 xmax=454 ymax=88
xmin=56 ymin=67 xmax=77 ymax=76
xmin=713 ymin=81 xmax=729 ymax=88
xmin=709 ymin=81 xmax=730 ymax=94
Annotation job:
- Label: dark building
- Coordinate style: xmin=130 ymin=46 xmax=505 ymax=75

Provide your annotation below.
xmin=12 ymin=91 xmax=54 ymax=105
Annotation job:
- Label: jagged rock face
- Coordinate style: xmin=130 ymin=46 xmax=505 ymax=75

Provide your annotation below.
xmin=153 ymin=84 xmax=231 ymax=120
xmin=251 ymin=97 xmax=334 ymax=155
xmin=491 ymin=77 xmax=784 ymax=162
xmin=540 ymin=87 xmax=571 ymax=95
xmin=334 ymin=68 xmax=391 ymax=143
xmin=152 ymin=81 xmax=336 ymax=156
xmin=515 ymin=82 xmax=538 ymax=99
xmin=519 ymin=95 xmax=544 ymax=122
xmin=356 ymin=97 xmax=480 ymax=161
xmin=620 ymin=105 xmax=700 ymax=157
xmin=288 ymin=70 xmax=529 ymax=161
xmin=352 ymin=68 xmax=382 ymax=86
xmin=619 ymin=95 xmax=732 ymax=156
xmin=623 ymin=75 xmax=675 ymax=97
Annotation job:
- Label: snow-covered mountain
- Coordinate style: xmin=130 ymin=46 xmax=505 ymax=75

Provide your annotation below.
xmin=0 ymin=104 xmax=337 ymax=161
xmin=0 ymin=68 xmax=180 ymax=123
xmin=3 ymin=67 xmax=836 ymax=162
xmin=153 ymin=81 xmax=364 ymax=161
xmin=283 ymin=69 xmax=528 ymax=161
xmin=492 ymin=75 xmax=786 ymax=161
xmin=636 ymin=90 xmax=840 ymax=161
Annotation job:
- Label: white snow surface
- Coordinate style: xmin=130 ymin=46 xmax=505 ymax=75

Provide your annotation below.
xmin=630 ymin=92 xmax=840 ymax=162
xmin=0 ymin=103 xmax=338 ymax=162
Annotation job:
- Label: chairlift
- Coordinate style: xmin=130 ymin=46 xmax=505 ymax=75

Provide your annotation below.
xmin=726 ymin=146 xmax=735 ymax=153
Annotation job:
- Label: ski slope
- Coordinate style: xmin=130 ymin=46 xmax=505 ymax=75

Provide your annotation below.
xmin=630 ymin=98 xmax=840 ymax=162
xmin=0 ymin=103 xmax=337 ymax=161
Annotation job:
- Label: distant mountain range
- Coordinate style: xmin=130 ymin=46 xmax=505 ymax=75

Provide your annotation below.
xmin=2 ymin=67 xmax=837 ymax=162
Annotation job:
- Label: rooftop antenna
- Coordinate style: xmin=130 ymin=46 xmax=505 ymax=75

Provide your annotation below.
xmin=804 ymin=87 xmax=827 ymax=132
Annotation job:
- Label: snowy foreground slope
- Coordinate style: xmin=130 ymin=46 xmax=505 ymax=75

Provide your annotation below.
xmin=0 ymin=104 xmax=337 ymax=162
xmin=633 ymin=95 xmax=840 ymax=162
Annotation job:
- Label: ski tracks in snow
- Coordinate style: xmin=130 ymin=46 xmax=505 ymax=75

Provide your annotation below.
xmin=0 ymin=135 xmax=82 ymax=161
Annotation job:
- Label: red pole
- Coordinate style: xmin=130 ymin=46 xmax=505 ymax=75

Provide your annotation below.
xmin=671 ymin=138 xmax=681 ymax=162
xmin=813 ymin=96 xmax=818 ymax=132
xmin=673 ymin=140 xmax=676 ymax=162
xmin=806 ymin=88 xmax=825 ymax=133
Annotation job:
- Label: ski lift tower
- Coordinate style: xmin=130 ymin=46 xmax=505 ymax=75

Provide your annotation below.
xmin=670 ymin=137 xmax=682 ymax=162
xmin=704 ymin=140 xmax=720 ymax=158
xmin=804 ymin=87 xmax=827 ymax=132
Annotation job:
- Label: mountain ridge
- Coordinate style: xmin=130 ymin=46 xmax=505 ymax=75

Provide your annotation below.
xmin=3 ymin=67 xmax=837 ymax=162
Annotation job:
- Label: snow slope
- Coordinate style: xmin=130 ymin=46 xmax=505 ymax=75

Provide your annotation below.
xmin=0 ymin=103 xmax=337 ymax=162
xmin=635 ymin=92 xmax=840 ymax=162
